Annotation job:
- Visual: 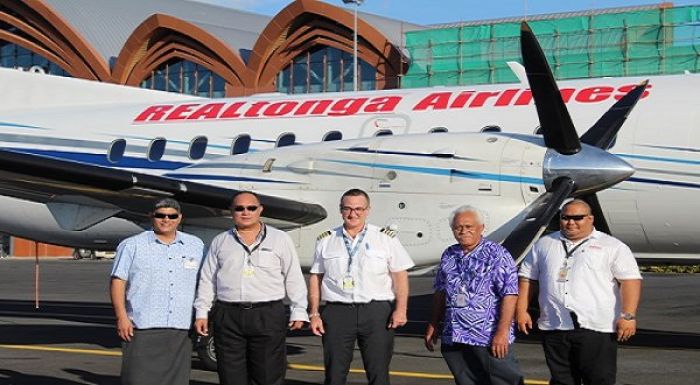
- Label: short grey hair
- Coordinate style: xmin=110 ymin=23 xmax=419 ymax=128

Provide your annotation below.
xmin=448 ymin=205 xmax=484 ymax=227
xmin=153 ymin=198 xmax=181 ymax=213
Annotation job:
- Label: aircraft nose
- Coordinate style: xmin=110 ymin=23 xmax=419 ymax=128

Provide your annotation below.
xmin=543 ymin=145 xmax=635 ymax=195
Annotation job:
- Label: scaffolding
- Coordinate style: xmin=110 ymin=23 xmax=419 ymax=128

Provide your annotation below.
xmin=402 ymin=4 xmax=700 ymax=88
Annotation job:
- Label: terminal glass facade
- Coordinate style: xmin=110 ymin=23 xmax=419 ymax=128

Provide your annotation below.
xmin=0 ymin=41 xmax=70 ymax=77
xmin=140 ymin=59 xmax=227 ymax=98
xmin=402 ymin=5 xmax=700 ymax=87
xmin=276 ymin=46 xmax=376 ymax=94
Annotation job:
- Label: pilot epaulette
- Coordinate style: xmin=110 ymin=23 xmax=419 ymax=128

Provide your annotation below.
xmin=317 ymin=230 xmax=332 ymax=241
xmin=380 ymin=227 xmax=397 ymax=238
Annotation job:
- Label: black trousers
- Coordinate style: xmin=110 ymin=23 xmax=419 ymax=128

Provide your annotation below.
xmin=441 ymin=343 xmax=524 ymax=385
xmin=213 ymin=300 xmax=287 ymax=385
xmin=322 ymin=301 xmax=394 ymax=385
xmin=542 ymin=329 xmax=617 ymax=385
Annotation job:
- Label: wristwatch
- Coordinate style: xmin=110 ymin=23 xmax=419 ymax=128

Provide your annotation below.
xmin=620 ymin=312 xmax=636 ymax=321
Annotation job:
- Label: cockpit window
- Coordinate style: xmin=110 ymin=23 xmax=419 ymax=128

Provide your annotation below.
xmin=147 ymin=137 xmax=166 ymax=162
xmin=374 ymin=129 xmax=393 ymax=137
xmin=189 ymin=136 xmax=208 ymax=160
xmin=429 ymin=127 xmax=448 ymax=133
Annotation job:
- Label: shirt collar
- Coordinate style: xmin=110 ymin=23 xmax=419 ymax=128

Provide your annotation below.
xmin=148 ymin=230 xmax=184 ymax=245
xmin=558 ymin=229 xmax=600 ymax=244
xmin=233 ymin=222 xmax=266 ymax=244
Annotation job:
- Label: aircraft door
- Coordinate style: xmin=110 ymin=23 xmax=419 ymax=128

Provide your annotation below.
xmin=499 ymin=139 xmax=544 ymax=206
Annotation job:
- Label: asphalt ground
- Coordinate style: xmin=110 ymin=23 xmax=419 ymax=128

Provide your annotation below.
xmin=0 ymin=258 xmax=699 ymax=385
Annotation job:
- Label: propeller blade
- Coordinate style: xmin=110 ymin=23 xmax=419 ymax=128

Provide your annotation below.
xmin=520 ymin=22 xmax=581 ymax=155
xmin=580 ymin=193 xmax=611 ymax=234
xmin=502 ymin=177 xmax=575 ymax=262
xmin=580 ymin=80 xmax=649 ymax=150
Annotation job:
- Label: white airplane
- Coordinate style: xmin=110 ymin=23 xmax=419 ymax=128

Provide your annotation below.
xmin=0 ymin=23 xmax=696 ymax=267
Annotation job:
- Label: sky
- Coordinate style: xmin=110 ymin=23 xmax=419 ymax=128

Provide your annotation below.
xmin=191 ymin=0 xmax=699 ymax=25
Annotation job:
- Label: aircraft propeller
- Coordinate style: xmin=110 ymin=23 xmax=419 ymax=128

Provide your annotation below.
xmin=502 ymin=22 xmax=646 ymax=261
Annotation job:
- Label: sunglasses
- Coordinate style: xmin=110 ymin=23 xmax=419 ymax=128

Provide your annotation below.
xmin=152 ymin=213 xmax=180 ymax=220
xmin=560 ymin=214 xmax=588 ymax=221
xmin=233 ymin=205 xmax=259 ymax=212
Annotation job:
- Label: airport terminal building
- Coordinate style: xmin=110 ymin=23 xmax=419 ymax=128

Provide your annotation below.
xmin=0 ymin=0 xmax=698 ymax=256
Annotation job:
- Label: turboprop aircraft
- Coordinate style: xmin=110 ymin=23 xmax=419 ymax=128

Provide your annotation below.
xmin=0 ymin=22 xmax=696 ymax=264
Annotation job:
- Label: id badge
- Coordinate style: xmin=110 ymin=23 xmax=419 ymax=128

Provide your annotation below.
xmin=342 ymin=275 xmax=354 ymax=290
xmin=557 ymin=266 xmax=568 ymax=282
xmin=454 ymin=294 xmax=467 ymax=308
xmin=183 ymin=258 xmax=198 ymax=269
xmin=243 ymin=266 xmax=255 ymax=277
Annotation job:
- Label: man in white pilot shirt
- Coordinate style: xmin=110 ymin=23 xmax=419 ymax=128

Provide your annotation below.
xmin=308 ymin=188 xmax=414 ymax=385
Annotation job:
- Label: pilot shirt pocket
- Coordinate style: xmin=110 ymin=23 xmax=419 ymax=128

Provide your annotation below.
xmin=321 ymin=253 xmax=346 ymax=280
xmin=364 ymin=250 xmax=389 ymax=274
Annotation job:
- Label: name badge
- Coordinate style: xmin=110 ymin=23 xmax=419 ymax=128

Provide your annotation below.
xmin=342 ymin=275 xmax=354 ymax=290
xmin=183 ymin=258 xmax=198 ymax=269
xmin=243 ymin=267 xmax=255 ymax=277
xmin=557 ymin=266 xmax=569 ymax=282
xmin=454 ymin=294 xmax=467 ymax=307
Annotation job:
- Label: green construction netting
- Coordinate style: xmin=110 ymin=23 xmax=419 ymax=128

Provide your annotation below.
xmin=402 ymin=5 xmax=700 ymax=88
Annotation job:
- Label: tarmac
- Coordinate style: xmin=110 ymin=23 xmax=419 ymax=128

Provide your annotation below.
xmin=0 ymin=258 xmax=699 ymax=385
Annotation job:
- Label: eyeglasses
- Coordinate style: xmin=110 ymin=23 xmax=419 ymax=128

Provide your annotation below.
xmin=233 ymin=205 xmax=259 ymax=212
xmin=560 ymin=214 xmax=589 ymax=222
xmin=153 ymin=213 xmax=180 ymax=220
xmin=340 ymin=206 xmax=367 ymax=214
xmin=452 ymin=225 xmax=476 ymax=232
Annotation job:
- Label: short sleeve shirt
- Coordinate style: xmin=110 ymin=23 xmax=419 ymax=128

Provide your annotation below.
xmin=519 ymin=230 xmax=642 ymax=333
xmin=310 ymin=224 xmax=415 ymax=303
xmin=111 ymin=231 xmax=205 ymax=330
xmin=434 ymin=239 xmax=519 ymax=347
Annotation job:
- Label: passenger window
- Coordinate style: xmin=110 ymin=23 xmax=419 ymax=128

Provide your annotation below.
xmin=429 ymin=127 xmax=448 ymax=133
xmin=276 ymin=133 xmax=296 ymax=147
xmin=481 ymin=125 xmax=501 ymax=133
xmin=189 ymin=136 xmax=208 ymax=160
xmin=147 ymin=137 xmax=166 ymax=162
xmin=323 ymin=131 xmax=343 ymax=141
xmin=374 ymin=129 xmax=393 ymax=137
xmin=232 ymin=134 xmax=251 ymax=155
xmin=108 ymin=139 xmax=126 ymax=163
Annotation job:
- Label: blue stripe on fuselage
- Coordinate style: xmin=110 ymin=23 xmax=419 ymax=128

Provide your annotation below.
xmin=323 ymin=159 xmax=544 ymax=185
xmin=7 ymin=148 xmax=191 ymax=170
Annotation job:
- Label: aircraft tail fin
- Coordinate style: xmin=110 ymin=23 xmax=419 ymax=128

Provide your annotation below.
xmin=0 ymin=67 xmax=200 ymax=112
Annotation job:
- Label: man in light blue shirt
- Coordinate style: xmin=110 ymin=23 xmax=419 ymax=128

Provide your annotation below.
xmin=110 ymin=198 xmax=204 ymax=385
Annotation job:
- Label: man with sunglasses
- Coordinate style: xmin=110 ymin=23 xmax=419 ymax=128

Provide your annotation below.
xmin=110 ymin=198 xmax=204 ymax=385
xmin=194 ymin=191 xmax=308 ymax=385
xmin=308 ymin=188 xmax=414 ymax=385
xmin=516 ymin=199 xmax=642 ymax=385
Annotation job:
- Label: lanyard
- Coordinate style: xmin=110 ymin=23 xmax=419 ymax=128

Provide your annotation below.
xmin=342 ymin=227 xmax=367 ymax=274
xmin=233 ymin=225 xmax=267 ymax=266
xmin=561 ymin=238 xmax=589 ymax=259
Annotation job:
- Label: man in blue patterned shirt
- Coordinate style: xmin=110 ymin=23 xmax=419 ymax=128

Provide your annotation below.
xmin=110 ymin=198 xmax=204 ymax=385
xmin=424 ymin=205 xmax=523 ymax=385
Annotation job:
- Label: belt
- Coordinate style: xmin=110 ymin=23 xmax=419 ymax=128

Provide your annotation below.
xmin=216 ymin=300 xmax=281 ymax=310
xmin=326 ymin=300 xmax=391 ymax=306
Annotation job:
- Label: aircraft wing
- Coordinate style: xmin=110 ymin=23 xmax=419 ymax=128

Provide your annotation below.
xmin=0 ymin=149 xmax=327 ymax=231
